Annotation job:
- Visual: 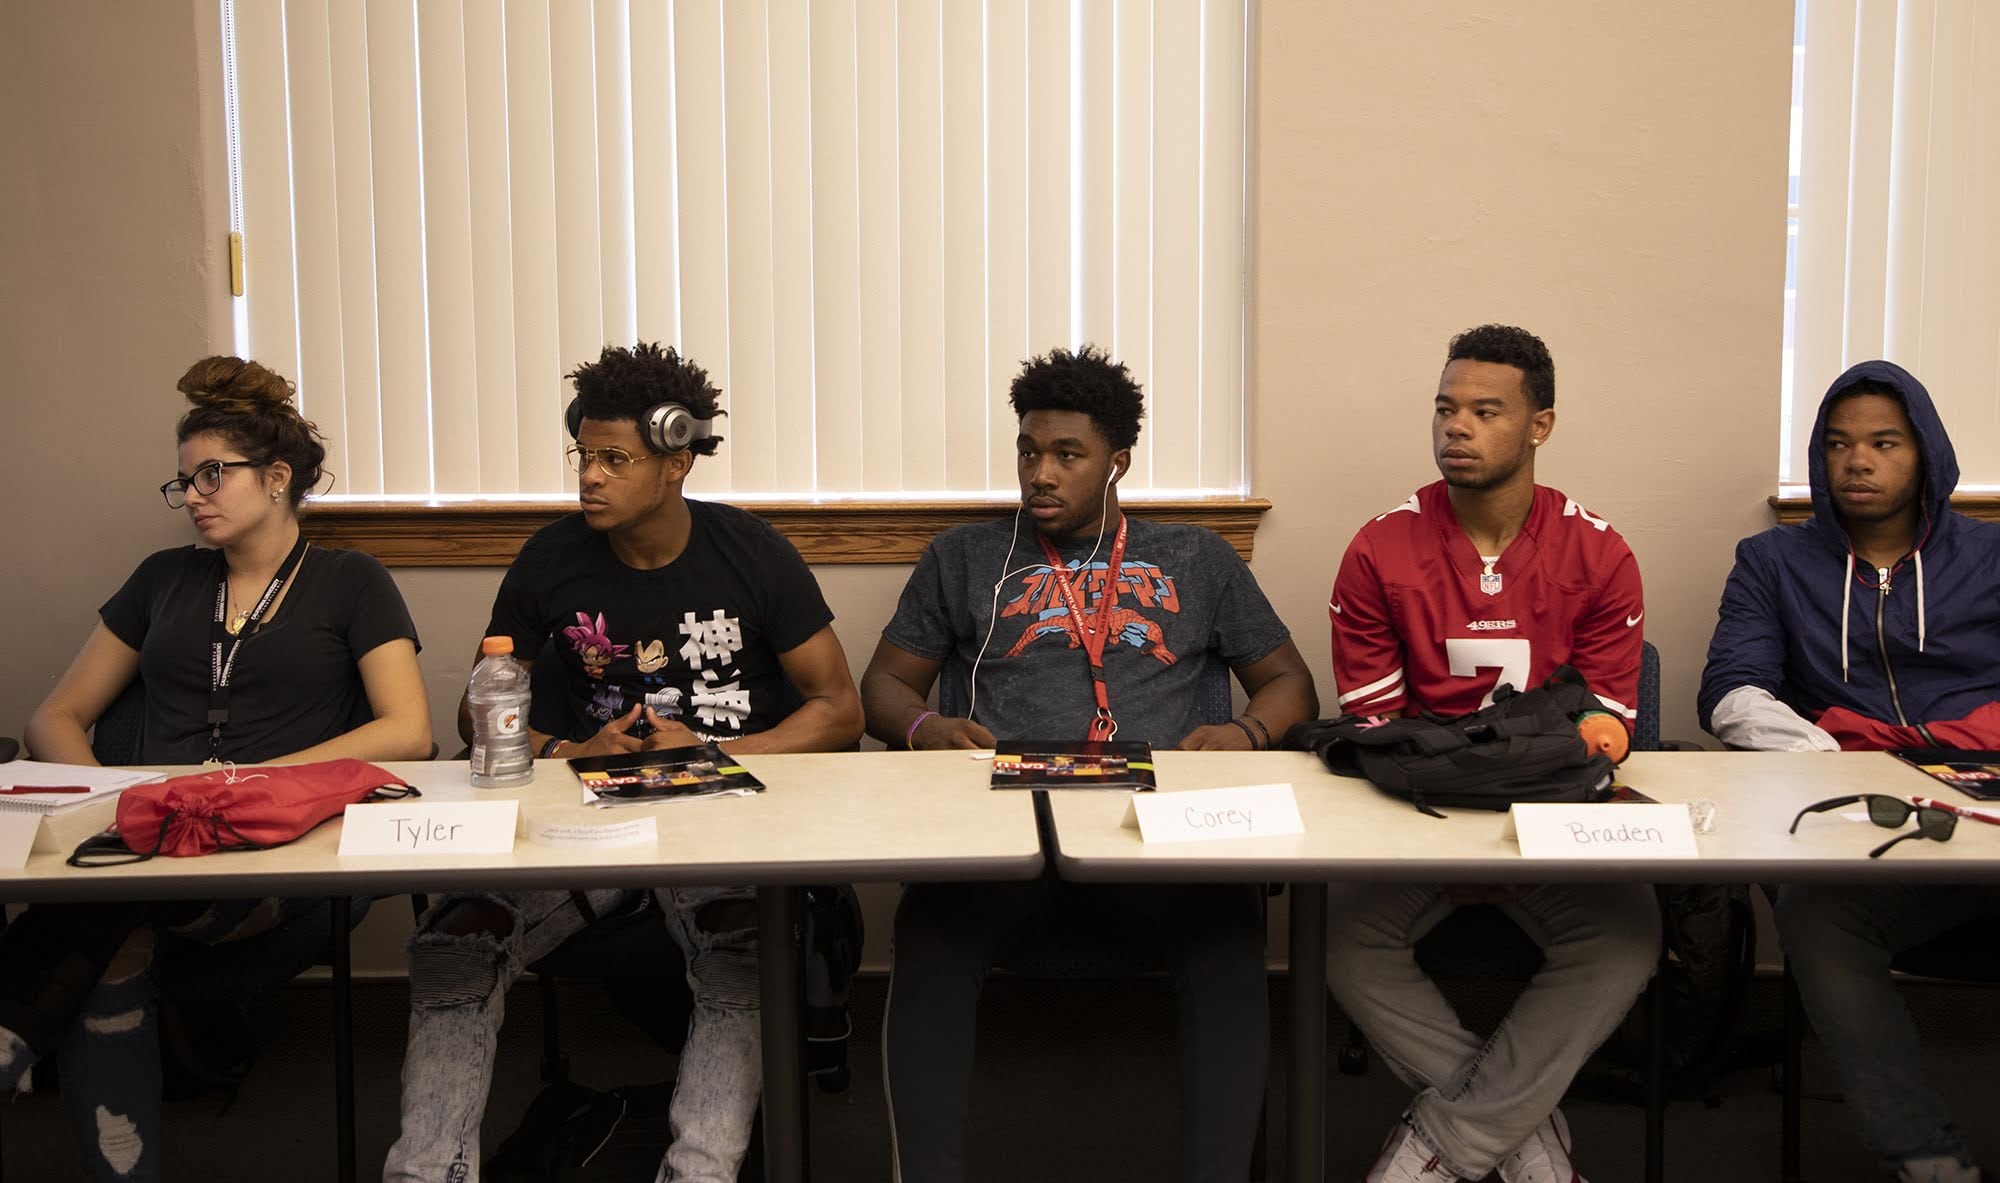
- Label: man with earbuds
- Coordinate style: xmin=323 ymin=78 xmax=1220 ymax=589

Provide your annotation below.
xmin=385 ymin=342 xmax=862 ymax=1183
xmin=861 ymin=345 xmax=1318 ymax=1182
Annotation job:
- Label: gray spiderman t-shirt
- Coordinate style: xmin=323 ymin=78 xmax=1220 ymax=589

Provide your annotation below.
xmin=882 ymin=514 xmax=1290 ymax=749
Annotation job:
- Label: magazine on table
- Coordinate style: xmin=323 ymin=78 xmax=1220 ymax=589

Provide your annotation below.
xmin=566 ymin=744 xmax=765 ymax=807
xmin=1890 ymin=749 xmax=2000 ymax=800
xmin=988 ymin=740 xmax=1157 ymax=791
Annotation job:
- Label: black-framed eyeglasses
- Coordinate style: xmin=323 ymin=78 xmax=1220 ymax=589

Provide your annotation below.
xmin=161 ymin=460 xmax=262 ymax=509
xmin=1789 ymin=794 xmax=1957 ymax=858
xmin=564 ymin=444 xmax=659 ymax=480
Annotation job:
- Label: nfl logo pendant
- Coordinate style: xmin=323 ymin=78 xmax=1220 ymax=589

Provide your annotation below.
xmin=1479 ymin=562 xmax=1502 ymax=596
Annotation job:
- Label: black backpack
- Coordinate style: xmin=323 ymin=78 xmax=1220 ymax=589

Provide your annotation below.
xmin=1285 ymin=665 xmax=1616 ymax=815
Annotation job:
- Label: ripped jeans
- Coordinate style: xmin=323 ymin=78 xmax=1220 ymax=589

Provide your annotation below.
xmin=0 ymin=896 xmax=348 ymax=1183
xmin=384 ymin=886 xmax=761 ymax=1183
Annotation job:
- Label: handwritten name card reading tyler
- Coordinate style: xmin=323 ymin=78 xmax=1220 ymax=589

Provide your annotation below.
xmin=339 ymin=801 xmax=519 ymax=856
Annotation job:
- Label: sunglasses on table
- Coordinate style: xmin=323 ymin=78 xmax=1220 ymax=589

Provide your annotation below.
xmin=1788 ymin=793 xmax=2000 ymax=858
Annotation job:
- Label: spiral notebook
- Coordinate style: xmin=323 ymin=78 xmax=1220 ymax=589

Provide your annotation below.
xmin=0 ymin=762 xmax=161 ymax=816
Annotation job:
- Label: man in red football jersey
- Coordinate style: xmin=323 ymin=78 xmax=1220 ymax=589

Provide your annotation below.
xmin=1327 ymin=325 xmax=1660 ymax=1183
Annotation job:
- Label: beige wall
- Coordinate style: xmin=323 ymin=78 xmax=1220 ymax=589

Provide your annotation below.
xmin=5 ymin=0 xmax=1794 ymax=970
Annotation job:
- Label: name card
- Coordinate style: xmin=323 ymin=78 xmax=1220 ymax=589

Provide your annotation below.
xmin=1121 ymin=783 xmax=1305 ymax=845
xmin=339 ymin=801 xmax=518 ymax=856
xmin=1510 ymin=803 xmax=1699 ymax=860
xmin=528 ymin=815 xmax=659 ymax=849
xmin=0 ymin=815 xmax=37 ymax=870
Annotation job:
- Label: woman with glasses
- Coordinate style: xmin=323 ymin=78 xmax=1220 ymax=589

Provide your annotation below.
xmin=12 ymin=356 xmax=430 ymax=1183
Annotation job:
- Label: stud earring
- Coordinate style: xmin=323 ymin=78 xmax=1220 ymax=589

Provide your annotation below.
xmin=271 ymin=489 xmax=283 ymax=501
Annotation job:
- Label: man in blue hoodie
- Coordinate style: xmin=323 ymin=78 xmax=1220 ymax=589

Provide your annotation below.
xmin=1698 ymin=359 xmax=2000 ymax=1183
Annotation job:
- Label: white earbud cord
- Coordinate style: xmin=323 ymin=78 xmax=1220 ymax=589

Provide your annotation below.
xmin=965 ymin=467 xmax=1116 ymax=728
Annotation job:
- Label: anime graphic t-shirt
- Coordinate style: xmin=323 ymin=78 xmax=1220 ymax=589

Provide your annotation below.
xmin=882 ymin=514 xmax=1290 ymax=749
xmin=487 ymin=501 xmax=833 ymax=743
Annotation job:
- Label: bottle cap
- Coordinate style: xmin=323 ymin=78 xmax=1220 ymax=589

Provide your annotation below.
xmin=479 ymin=636 xmax=515 ymax=656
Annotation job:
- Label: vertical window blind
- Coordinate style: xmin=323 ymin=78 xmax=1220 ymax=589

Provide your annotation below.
xmin=1787 ymin=0 xmax=1999 ymax=489
xmin=224 ymin=0 xmax=1249 ymax=501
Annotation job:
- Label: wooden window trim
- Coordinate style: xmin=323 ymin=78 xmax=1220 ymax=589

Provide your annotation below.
xmin=1768 ymin=492 xmax=2000 ymax=524
xmin=300 ymin=498 xmax=1273 ymax=566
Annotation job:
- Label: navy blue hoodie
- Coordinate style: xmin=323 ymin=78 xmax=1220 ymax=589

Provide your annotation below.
xmin=1697 ymin=360 xmax=2000 ymax=735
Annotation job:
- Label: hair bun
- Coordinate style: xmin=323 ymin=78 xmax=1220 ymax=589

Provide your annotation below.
xmin=176 ymin=356 xmax=296 ymax=412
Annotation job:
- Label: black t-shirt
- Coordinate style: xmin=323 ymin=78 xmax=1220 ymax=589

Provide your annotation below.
xmin=487 ymin=501 xmax=834 ymax=743
xmin=98 ymin=545 xmax=421 ymax=764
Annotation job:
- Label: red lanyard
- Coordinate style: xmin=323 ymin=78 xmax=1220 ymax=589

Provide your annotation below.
xmin=1036 ymin=517 xmax=1129 ymax=741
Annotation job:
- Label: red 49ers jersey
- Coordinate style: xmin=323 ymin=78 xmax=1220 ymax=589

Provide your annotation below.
xmin=1329 ymin=481 xmax=1645 ymax=727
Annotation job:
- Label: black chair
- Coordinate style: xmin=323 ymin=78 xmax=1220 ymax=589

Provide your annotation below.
xmin=507 ymin=641 xmax=859 ymax=1181
xmin=1336 ymin=640 xmax=1683 ymax=1183
xmin=89 ymin=677 xmax=377 ymax=1183
xmin=932 ymin=656 xmax=1278 ymax=1178
xmin=1778 ymin=913 xmax=2000 ymax=1182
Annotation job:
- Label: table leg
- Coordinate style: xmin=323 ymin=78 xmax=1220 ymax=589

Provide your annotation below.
xmin=1645 ymin=959 xmax=1666 ymax=1183
xmin=758 ymin=885 xmax=804 ymax=1183
xmin=330 ymin=896 xmax=356 ymax=1183
xmin=1287 ymin=882 xmax=1327 ymax=1183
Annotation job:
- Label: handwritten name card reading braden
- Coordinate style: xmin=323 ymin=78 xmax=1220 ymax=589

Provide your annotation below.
xmin=338 ymin=801 xmax=519 ymax=856
xmin=1122 ymin=783 xmax=1305 ymax=845
xmin=1509 ymin=802 xmax=1700 ymax=860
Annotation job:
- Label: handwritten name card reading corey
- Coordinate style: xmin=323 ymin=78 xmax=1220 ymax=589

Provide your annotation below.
xmin=339 ymin=800 xmax=519 ymax=856
xmin=1509 ymin=802 xmax=1699 ymax=860
xmin=1122 ymin=783 xmax=1305 ymax=845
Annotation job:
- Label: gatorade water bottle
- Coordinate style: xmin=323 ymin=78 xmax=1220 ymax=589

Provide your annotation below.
xmin=468 ymin=636 xmax=534 ymax=787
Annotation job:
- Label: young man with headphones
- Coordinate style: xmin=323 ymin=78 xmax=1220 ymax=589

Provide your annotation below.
xmin=860 ymin=345 xmax=1318 ymax=1182
xmin=385 ymin=342 xmax=863 ymax=1183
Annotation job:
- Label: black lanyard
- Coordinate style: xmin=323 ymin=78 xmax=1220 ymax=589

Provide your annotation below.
xmin=206 ymin=534 xmax=309 ymax=761
xmin=1035 ymin=517 xmax=1129 ymax=742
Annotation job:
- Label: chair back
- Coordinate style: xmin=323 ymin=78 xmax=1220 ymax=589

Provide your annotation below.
xmin=92 ymin=679 xmax=149 ymax=765
xmin=92 ymin=677 xmax=377 ymax=765
xmin=1634 ymin=640 xmax=1663 ymax=753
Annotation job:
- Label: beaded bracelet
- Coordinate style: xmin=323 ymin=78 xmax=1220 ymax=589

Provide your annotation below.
xmin=905 ymin=710 xmax=939 ymax=750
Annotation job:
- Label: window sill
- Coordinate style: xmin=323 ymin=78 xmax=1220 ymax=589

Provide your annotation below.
xmin=300 ymin=497 xmax=1273 ymax=566
xmin=1768 ymin=492 xmax=2000 ymax=524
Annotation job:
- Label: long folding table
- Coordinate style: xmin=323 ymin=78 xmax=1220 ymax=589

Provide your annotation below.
xmin=0 ymin=751 xmax=1044 ymax=1183
xmin=1042 ymin=748 xmax=2000 ymax=1183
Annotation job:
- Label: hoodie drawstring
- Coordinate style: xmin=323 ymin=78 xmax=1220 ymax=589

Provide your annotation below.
xmin=1840 ymin=552 xmax=1854 ymax=682
xmin=1914 ymin=548 xmax=1927 ymax=653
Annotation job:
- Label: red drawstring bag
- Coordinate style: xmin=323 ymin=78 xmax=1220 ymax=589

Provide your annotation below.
xmin=68 ymin=759 xmax=418 ymax=866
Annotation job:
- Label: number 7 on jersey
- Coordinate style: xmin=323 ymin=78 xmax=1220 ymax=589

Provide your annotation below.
xmin=1445 ymin=637 xmax=1531 ymax=708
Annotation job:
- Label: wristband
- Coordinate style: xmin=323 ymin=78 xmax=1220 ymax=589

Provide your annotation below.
xmin=905 ymin=710 xmax=939 ymax=750
xmin=1241 ymin=714 xmax=1272 ymax=748
xmin=1227 ymin=717 xmax=1262 ymax=750
xmin=540 ymin=736 xmax=567 ymax=759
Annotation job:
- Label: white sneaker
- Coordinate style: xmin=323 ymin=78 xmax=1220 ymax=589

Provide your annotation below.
xmin=1498 ymin=1109 xmax=1587 ymax=1183
xmin=1366 ymin=1114 xmax=1464 ymax=1183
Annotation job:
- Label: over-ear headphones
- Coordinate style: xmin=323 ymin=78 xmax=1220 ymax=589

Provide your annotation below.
xmin=565 ymin=396 xmax=722 ymax=454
